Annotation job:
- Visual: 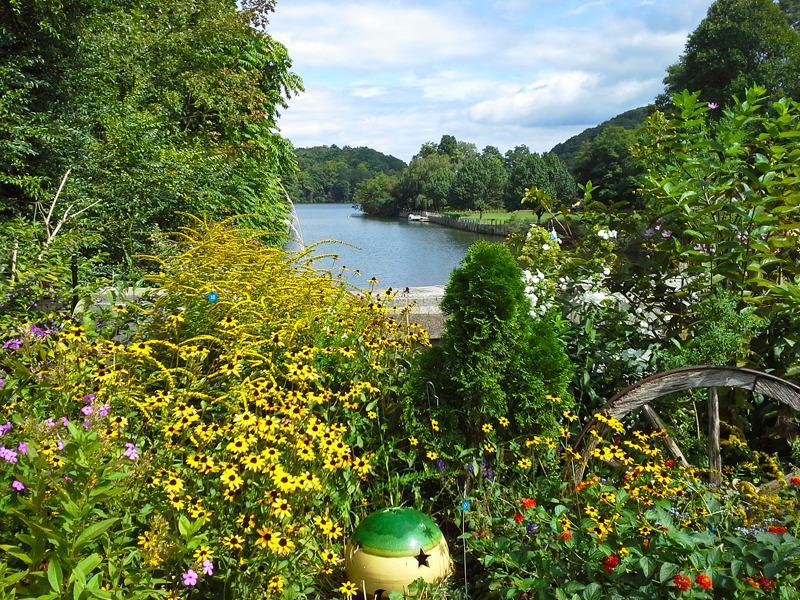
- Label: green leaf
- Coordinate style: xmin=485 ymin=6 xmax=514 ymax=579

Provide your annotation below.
xmin=47 ymin=559 xmax=63 ymax=593
xmin=639 ymin=556 xmax=654 ymax=578
xmin=582 ymin=583 xmax=602 ymax=600
xmin=659 ymin=562 xmax=678 ymax=583
xmin=74 ymin=519 xmax=118 ymax=552
xmin=70 ymin=553 xmax=102 ymax=586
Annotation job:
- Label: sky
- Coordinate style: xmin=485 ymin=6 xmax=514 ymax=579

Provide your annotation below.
xmin=270 ymin=0 xmax=715 ymax=162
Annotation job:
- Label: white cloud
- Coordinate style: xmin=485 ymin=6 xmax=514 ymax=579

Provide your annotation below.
xmin=352 ymin=86 xmax=387 ymax=98
xmin=272 ymin=3 xmax=495 ymax=70
xmin=569 ymin=1 xmax=606 ymax=16
xmin=273 ymin=1 xmax=715 ymax=160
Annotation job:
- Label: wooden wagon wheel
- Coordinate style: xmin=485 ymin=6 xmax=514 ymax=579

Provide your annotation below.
xmin=571 ymin=365 xmax=800 ymax=485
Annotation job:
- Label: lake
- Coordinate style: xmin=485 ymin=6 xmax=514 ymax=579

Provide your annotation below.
xmin=292 ymin=203 xmax=492 ymax=288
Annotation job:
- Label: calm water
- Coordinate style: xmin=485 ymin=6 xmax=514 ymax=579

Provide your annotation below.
xmin=292 ymin=204 xmax=491 ymax=288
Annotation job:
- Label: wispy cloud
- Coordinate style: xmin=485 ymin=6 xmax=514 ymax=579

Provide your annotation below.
xmin=271 ymin=0 xmax=715 ymax=160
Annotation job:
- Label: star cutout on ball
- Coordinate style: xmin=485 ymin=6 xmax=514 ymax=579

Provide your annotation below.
xmin=415 ymin=548 xmax=430 ymax=568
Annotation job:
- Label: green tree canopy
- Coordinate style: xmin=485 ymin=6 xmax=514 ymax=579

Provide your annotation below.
xmin=449 ymin=155 xmax=506 ymax=215
xmin=573 ymin=125 xmax=643 ymax=206
xmin=662 ymin=0 xmax=800 ymax=103
xmin=1 ymin=0 xmax=301 ymax=261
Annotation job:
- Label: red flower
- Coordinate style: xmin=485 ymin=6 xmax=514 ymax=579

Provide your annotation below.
xmin=695 ymin=574 xmax=712 ymax=590
xmin=520 ymin=497 xmax=537 ymax=510
xmin=602 ymin=554 xmax=620 ymax=573
xmin=790 ymin=476 xmax=800 ymax=486
xmin=673 ymin=574 xmax=692 ymax=591
xmin=513 ymin=512 xmax=524 ymax=524
xmin=744 ymin=577 xmax=760 ymax=589
xmin=665 ymin=459 xmax=674 ymax=468
xmin=759 ymin=577 xmax=776 ymax=590
xmin=559 ymin=531 xmax=572 ymax=541
xmin=768 ymin=525 xmax=787 ymax=534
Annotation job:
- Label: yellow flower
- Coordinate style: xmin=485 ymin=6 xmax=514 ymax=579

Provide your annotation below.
xmin=193 ymin=545 xmax=213 ymax=562
xmin=562 ymin=410 xmax=579 ymax=422
xmin=271 ymin=496 xmax=292 ymax=519
xmin=482 ymin=423 xmax=493 ymax=434
xmin=269 ymin=533 xmax=295 ymax=555
xmin=255 ymin=527 xmax=275 ymax=549
xmin=321 ymin=549 xmax=339 ymax=564
xmin=220 ymin=468 xmax=243 ymax=490
xmin=483 ymin=443 xmax=495 ymax=454
xmin=498 ymin=416 xmax=510 ymax=427
xmin=339 ymin=581 xmax=359 ymax=598
xmin=409 ymin=437 xmax=418 ymax=446
xmin=426 ymin=451 xmax=439 ymax=461
xmin=518 ymin=457 xmax=532 ymax=469
xmin=268 ymin=575 xmax=285 ymax=593
xmin=430 ymin=418 xmax=440 ymax=432
xmin=367 ymin=410 xmax=377 ymax=420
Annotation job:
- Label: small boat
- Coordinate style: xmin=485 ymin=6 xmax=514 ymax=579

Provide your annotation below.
xmin=408 ymin=214 xmax=430 ymax=222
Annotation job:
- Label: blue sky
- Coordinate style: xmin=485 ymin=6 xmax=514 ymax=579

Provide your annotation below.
xmin=270 ymin=0 xmax=714 ymax=161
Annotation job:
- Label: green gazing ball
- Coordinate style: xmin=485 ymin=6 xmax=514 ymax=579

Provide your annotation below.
xmin=351 ymin=508 xmax=444 ymax=558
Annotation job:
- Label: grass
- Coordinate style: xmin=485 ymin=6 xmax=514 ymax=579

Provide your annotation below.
xmin=445 ymin=209 xmax=540 ymax=225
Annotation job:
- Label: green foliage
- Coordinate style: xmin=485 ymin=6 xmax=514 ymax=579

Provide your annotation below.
xmin=1 ymin=0 xmax=301 ymax=262
xmin=504 ymin=146 xmax=577 ymax=212
xmin=573 ymin=125 xmax=644 ymax=206
xmin=635 ymin=86 xmax=800 ymax=373
xmin=416 ymin=242 xmax=573 ymax=442
xmin=551 ymin=106 xmax=652 ymax=173
xmin=286 ymin=145 xmax=406 ymax=204
xmin=394 ymin=153 xmax=455 ymax=212
xmin=448 ymin=154 xmax=507 ymax=215
xmin=353 ymin=173 xmax=400 ymax=217
xmin=662 ymin=0 xmax=800 ymax=103
xmin=660 ymin=291 xmax=767 ymax=369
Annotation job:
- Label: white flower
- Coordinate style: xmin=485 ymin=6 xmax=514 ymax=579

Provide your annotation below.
xmin=542 ymin=243 xmax=550 ymax=251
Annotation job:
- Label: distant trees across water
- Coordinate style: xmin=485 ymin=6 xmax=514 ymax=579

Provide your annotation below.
xmin=352 ymin=135 xmax=577 ymax=218
xmin=286 ymin=146 xmax=406 ymax=204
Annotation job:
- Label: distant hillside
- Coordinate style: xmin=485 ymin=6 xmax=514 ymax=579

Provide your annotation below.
xmin=550 ymin=106 xmax=653 ymax=173
xmin=287 ymin=145 xmax=406 ymax=204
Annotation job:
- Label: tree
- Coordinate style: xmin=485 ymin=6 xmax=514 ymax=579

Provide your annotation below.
xmin=780 ymin=0 xmax=800 ymax=31
xmin=573 ymin=125 xmax=643 ymax=206
xmin=449 ymin=155 xmax=506 ymax=217
xmin=354 ymin=173 xmax=399 ymax=217
xmin=414 ymin=242 xmax=573 ymax=441
xmin=503 ymin=147 xmax=577 ymax=211
xmin=395 ymin=153 xmax=455 ymax=212
xmin=662 ymin=0 xmax=800 ymax=103
xmin=1 ymin=0 xmax=303 ymax=261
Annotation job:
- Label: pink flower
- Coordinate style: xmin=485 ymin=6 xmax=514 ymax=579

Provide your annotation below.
xmin=182 ymin=569 xmax=198 ymax=586
xmin=123 ymin=443 xmax=139 ymax=460
xmin=202 ymin=559 xmax=214 ymax=576
xmin=708 ymin=102 xmax=719 ymax=109
xmin=11 ymin=480 xmax=24 ymax=491
xmin=18 ymin=442 xmax=27 ymax=454
xmin=81 ymin=405 xmax=93 ymax=416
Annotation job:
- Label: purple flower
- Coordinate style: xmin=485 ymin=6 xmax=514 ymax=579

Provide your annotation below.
xmin=18 ymin=442 xmax=27 ymax=454
xmin=29 ymin=324 xmax=48 ymax=338
xmin=60 ymin=417 xmax=69 ymax=427
xmin=0 ymin=377 xmax=4 ymax=389
xmin=56 ymin=438 xmax=64 ymax=451
xmin=11 ymin=480 xmax=24 ymax=491
xmin=0 ymin=447 xmax=18 ymax=463
xmin=83 ymin=420 xmax=91 ymax=429
xmin=81 ymin=405 xmax=93 ymax=416
xmin=466 ymin=463 xmax=474 ymax=475
xmin=202 ymin=560 xmax=214 ymax=576
xmin=63 ymin=475 xmax=73 ymax=483
xmin=82 ymin=394 xmax=95 ymax=403
xmin=44 ymin=418 xmax=55 ymax=428
xmin=708 ymin=102 xmax=719 ymax=109
xmin=2 ymin=339 xmax=22 ymax=351
xmin=644 ymin=228 xmax=655 ymax=239
xmin=98 ymin=404 xmax=110 ymax=417
xmin=436 ymin=459 xmax=445 ymax=472
xmin=182 ymin=569 xmax=198 ymax=586
xmin=526 ymin=521 xmax=538 ymax=534
xmin=661 ymin=230 xmax=672 ymax=238
xmin=485 ymin=468 xmax=495 ymax=482
xmin=123 ymin=443 xmax=139 ymax=460
xmin=0 ymin=422 xmax=11 ymax=436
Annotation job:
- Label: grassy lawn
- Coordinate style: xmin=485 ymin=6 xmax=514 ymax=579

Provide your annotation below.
xmin=446 ymin=209 xmax=540 ymax=225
